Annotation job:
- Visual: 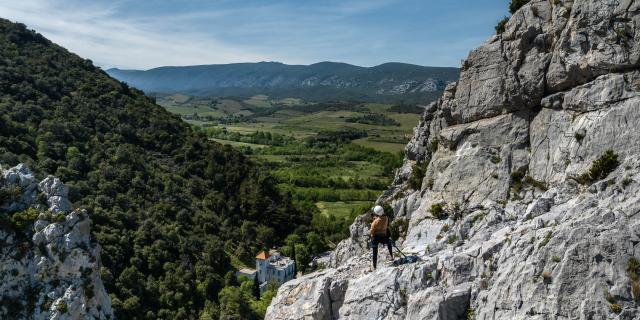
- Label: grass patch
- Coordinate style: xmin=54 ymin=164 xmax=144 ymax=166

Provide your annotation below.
xmin=578 ymin=150 xmax=619 ymax=184
xmin=538 ymin=231 xmax=552 ymax=249
xmin=523 ymin=176 xmax=547 ymax=191
xmin=352 ymin=139 xmax=407 ymax=153
xmin=316 ymin=201 xmax=372 ymax=220
xmin=470 ymin=212 xmax=487 ymax=227
xmin=466 ymin=308 xmax=475 ymax=320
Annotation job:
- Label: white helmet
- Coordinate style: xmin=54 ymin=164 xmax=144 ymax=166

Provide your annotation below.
xmin=373 ymin=205 xmax=384 ymax=216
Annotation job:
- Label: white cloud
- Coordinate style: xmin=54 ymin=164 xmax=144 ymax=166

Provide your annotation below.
xmin=0 ymin=0 xmax=494 ymax=69
xmin=0 ymin=0 xmax=269 ymax=69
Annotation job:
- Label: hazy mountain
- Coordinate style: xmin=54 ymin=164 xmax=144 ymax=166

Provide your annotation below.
xmin=107 ymin=62 xmax=459 ymax=103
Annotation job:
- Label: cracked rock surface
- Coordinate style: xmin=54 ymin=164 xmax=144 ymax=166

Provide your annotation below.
xmin=267 ymin=1 xmax=640 ymax=319
xmin=0 ymin=164 xmax=113 ymax=320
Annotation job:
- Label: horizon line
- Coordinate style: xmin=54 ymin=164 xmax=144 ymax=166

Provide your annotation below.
xmin=103 ymin=60 xmax=462 ymax=72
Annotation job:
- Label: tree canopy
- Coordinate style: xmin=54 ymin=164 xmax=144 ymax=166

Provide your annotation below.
xmin=0 ymin=19 xmax=309 ymax=319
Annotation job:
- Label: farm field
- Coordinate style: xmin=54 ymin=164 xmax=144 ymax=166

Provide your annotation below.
xmin=156 ymin=93 xmax=424 ymax=241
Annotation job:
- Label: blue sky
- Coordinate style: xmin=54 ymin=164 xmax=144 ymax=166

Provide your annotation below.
xmin=0 ymin=0 xmax=509 ymax=69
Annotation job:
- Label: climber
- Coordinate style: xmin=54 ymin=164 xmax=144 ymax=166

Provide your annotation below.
xmin=370 ymin=205 xmax=394 ymax=270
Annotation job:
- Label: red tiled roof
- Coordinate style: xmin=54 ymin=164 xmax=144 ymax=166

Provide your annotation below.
xmin=256 ymin=251 xmax=270 ymax=260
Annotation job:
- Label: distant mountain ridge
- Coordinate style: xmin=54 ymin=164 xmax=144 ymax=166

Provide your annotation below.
xmin=107 ymin=62 xmax=459 ymax=103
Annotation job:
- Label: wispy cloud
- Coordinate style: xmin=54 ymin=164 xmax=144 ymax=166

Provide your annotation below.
xmin=0 ymin=0 xmax=505 ymax=69
xmin=0 ymin=0 xmax=268 ymax=69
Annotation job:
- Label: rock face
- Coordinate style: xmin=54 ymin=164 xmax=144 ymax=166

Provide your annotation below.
xmin=267 ymin=1 xmax=640 ymax=319
xmin=0 ymin=164 xmax=113 ymax=320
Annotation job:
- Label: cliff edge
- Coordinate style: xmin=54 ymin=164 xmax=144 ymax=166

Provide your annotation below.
xmin=266 ymin=0 xmax=640 ymax=319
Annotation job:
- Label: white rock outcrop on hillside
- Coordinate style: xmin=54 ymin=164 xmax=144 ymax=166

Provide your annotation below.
xmin=0 ymin=164 xmax=113 ymax=320
xmin=267 ymin=0 xmax=640 ymax=319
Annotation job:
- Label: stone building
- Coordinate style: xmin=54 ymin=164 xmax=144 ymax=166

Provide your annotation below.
xmin=255 ymin=249 xmax=295 ymax=291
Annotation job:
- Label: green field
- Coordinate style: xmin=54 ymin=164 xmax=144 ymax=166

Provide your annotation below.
xmin=316 ymin=201 xmax=373 ymax=219
xmin=157 ymin=94 xmax=420 ymax=152
xmin=157 ymin=94 xmax=421 ymax=234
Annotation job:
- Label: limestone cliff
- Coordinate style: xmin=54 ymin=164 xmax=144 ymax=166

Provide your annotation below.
xmin=266 ymin=0 xmax=640 ymax=319
xmin=0 ymin=164 xmax=113 ymax=319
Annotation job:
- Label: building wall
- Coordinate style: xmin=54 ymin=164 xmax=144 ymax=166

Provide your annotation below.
xmin=256 ymin=256 xmax=295 ymax=285
xmin=256 ymin=259 xmax=268 ymax=283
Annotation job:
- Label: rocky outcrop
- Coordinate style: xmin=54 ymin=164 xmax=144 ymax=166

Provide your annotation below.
xmin=267 ymin=0 xmax=640 ymax=319
xmin=0 ymin=164 xmax=113 ymax=320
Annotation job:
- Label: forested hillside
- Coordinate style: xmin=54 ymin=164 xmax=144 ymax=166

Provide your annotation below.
xmin=0 ymin=19 xmax=309 ymax=319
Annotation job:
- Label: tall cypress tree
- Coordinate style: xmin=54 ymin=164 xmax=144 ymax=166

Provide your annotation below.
xmin=252 ymin=275 xmax=260 ymax=300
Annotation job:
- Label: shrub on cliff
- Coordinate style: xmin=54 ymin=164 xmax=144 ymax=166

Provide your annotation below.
xmin=496 ymin=17 xmax=509 ymax=34
xmin=578 ymin=150 xmax=619 ymax=184
xmin=430 ymin=203 xmax=447 ymax=220
xmin=509 ymin=0 xmax=531 ymax=13
xmin=10 ymin=208 xmax=40 ymax=231
xmin=409 ymin=161 xmax=428 ymax=190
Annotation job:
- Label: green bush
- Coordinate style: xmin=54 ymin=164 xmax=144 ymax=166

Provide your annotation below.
xmin=430 ymin=203 xmax=447 ymax=220
xmin=510 ymin=167 xmax=527 ymax=193
xmin=509 ymin=0 xmax=531 ymax=13
xmin=390 ymin=218 xmax=409 ymax=241
xmin=57 ymin=301 xmax=68 ymax=313
xmin=53 ymin=213 xmax=66 ymax=223
xmin=10 ymin=207 xmax=40 ymax=230
xmin=578 ymin=150 xmax=619 ymax=184
xmin=466 ymin=308 xmax=475 ymax=320
xmin=0 ymin=185 xmax=23 ymax=205
xmin=429 ymin=138 xmax=439 ymax=154
xmin=496 ymin=17 xmax=509 ymax=34
xmin=409 ymin=162 xmax=428 ymax=190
